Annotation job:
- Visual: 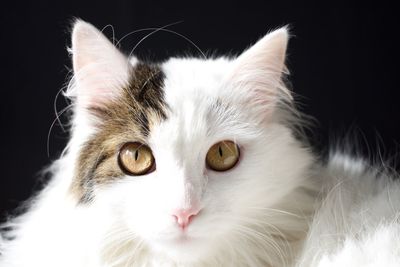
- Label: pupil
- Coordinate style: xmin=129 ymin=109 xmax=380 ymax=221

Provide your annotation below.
xmin=135 ymin=149 xmax=139 ymax=161
xmin=218 ymin=146 xmax=223 ymax=157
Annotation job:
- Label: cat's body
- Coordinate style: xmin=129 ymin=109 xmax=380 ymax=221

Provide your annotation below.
xmin=298 ymin=154 xmax=400 ymax=267
xmin=0 ymin=21 xmax=399 ymax=267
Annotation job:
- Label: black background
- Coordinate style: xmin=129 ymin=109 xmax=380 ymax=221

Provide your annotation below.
xmin=1 ymin=1 xmax=399 ymax=219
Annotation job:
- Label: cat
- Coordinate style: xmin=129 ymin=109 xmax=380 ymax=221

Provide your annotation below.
xmin=0 ymin=19 xmax=399 ymax=267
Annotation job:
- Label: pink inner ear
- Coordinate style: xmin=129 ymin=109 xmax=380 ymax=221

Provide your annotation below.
xmin=74 ymin=65 xmax=127 ymax=109
xmin=223 ymin=29 xmax=289 ymax=120
xmin=71 ymin=21 xmax=132 ymax=110
xmin=236 ymin=84 xmax=279 ymax=120
xmin=73 ymin=57 xmax=131 ymax=110
xmin=251 ymin=88 xmax=276 ymax=105
xmin=226 ymin=67 xmax=283 ymax=119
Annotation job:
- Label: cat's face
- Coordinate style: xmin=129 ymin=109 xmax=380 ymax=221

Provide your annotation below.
xmin=68 ymin=21 xmax=312 ymax=262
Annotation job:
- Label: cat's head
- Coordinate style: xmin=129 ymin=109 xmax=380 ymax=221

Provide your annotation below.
xmin=66 ymin=20 xmax=313 ymax=263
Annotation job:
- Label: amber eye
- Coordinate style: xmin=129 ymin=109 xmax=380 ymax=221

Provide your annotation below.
xmin=206 ymin=141 xmax=240 ymax=171
xmin=118 ymin=142 xmax=155 ymax=175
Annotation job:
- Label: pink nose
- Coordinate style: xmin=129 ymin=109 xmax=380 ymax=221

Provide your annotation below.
xmin=172 ymin=207 xmax=200 ymax=229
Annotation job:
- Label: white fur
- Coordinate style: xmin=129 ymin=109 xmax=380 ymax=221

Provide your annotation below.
xmin=296 ymin=154 xmax=400 ymax=267
xmin=1 ymin=20 xmax=399 ymax=267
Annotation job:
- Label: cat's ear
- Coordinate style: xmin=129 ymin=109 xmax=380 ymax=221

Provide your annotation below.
xmin=226 ymin=27 xmax=291 ymax=120
xmin=70 ymin=20 xmax=132 ymax=109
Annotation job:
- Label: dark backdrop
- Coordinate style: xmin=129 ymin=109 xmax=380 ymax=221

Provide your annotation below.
xmin=1 ymin=1 xmax=399 ymax=219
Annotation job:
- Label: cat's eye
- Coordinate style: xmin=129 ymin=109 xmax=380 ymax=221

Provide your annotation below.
xmin=206 ymin=141 xmax=240 ymax=171
xmin=118 ymin=142 xmax=155 ymax=175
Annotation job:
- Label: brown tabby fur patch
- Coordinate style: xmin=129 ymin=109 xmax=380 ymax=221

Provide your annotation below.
xmin=70 ymin=63 xmax=167 ymax=203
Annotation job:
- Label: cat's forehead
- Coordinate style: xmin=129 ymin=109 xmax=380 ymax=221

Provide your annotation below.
xmin=152 ymin=57 xmax=235 ymax=139
xmin=125 ymin=58 xmax=237 ymax=158
xmin=161 ymin=57 xmax=232 ymax=102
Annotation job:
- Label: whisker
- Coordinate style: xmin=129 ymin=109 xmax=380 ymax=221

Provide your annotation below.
xmin=153 ymin=28 xmax=207 ymax=59
xmin=116 ymin=21 xmax=183 ymax=46
xmin=127 ymin=24 xmax=176 ymax=59
xmin=115 ymin=22 xmax=207 ymax=60
xmin=53 ymin=87 xmax=69 ymax=132
xmin=47 ymin=104 xmax=74 ymax=158
xmin=247 ymin=206 xmax=304 ymax=219
xmin=234 ymin=225 xmax=289 ymax=267
xmin=100 ymin=24 xmax=116 ymax=45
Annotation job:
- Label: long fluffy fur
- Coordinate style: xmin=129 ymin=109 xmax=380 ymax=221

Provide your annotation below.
xmin=296 ymin=153 xmax=400 ymax=266
xmin=1 ymin=21 xmax=399 ymax=267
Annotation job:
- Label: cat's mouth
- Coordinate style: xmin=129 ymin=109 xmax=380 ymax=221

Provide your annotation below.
xmin=170 ymin=228 xmax=195 ymax=242
xmin=159 ymin=228 xmax=201 ymax=245
xmin=174 ymin=234 xmax=192 ymax=243
xmin=152 ymin=230 xmax=213 ymax=263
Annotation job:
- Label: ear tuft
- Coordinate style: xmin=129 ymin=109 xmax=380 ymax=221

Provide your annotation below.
xmin=259 ymin=27 xmax=289 ymax=61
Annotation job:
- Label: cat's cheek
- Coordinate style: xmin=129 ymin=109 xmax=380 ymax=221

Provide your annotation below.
xmin=98 ymin=176 xmax=176 ymax=238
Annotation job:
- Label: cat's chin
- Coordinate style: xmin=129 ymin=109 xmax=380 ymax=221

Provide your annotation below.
xmin=151 ymin=234 xmax=213 ymax=262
